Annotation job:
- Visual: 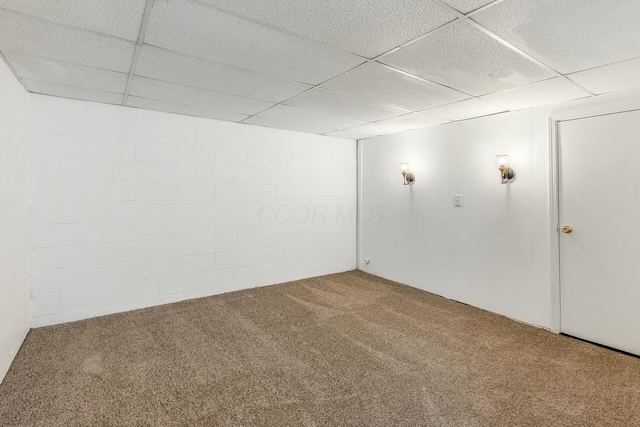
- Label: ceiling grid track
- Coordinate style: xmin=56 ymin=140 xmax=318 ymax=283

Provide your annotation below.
xmin=122 ymin=0 xmax=156 ymax=106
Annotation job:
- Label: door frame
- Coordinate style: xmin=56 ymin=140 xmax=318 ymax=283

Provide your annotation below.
xmin=549 ymin=88 xmax=640 ymax=333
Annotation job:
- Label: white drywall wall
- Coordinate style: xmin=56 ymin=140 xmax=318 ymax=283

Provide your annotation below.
xmin=0 ymin=59 xmax=30 ymax=383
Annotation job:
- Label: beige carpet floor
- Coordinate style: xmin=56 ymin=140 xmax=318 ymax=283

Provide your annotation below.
xmin=1 ymin=270 xmax=640 ymax=426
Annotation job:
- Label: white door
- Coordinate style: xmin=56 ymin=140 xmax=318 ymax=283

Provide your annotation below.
xmin=559 ymin=109 xmax=640 ymax=355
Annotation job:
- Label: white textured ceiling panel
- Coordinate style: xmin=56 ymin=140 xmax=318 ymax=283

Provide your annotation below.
xmin=376 ymin=112 xmax=450 ymax=133
xmin=244 ymin=105 xmax=366 ymax=135
xmin=322 ymin=62 xmax=469 ymax=111
xmin=1 ymin=0 xmax=636 ymax=137
xmin=126 ymin=96 xmax=250 ymax=122
xmin=4 ymin=51 xmax=128 ymax=94
xmin=135 ymin=46 xmax=310 ymax=103
xmin=425 ymin=98 xmax=506 ymax=121
xmin=285 ymin=88 xmax=409 ymax=122
xmin=567 ymin=57 xmax=640 ymax=96
xmin=129 ymin=76 xmax=274 ymax=115
xmin=440 ymin=0 xmax=495 ymax=14
xmin=0 ymin=9 xmax=135 ymax=73
xmin=23 ymin=80 xmax=123 ymax=105
xmin=342 ymin=123 xmax=398 ymax=137
xmin=323 ymin=129 xmax=374 ymax=140
xmin=197 ymin=0 xmax=457 ymax=58
xmin=472 ymin=0 xmax=640 ymax=74
xmin=0 ymin=0 xmax=146 ymax=41
xmin=380 ymin=21 xmax=555 ymax=96
xmin=144 ymin=0 xmax=365 ymax=85
xmin=481 ymin=77 xmax=591 ymax=111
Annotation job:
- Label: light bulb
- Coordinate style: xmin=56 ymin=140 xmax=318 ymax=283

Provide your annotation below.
xmin=496 ymin=155 xmax=509 ymax=167
xmin=400 ymin=162 xmax=409 ymax=172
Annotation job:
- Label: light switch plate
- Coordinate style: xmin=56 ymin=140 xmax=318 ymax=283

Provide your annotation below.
xmin=454 ymin=194 xmax=463 ymax=207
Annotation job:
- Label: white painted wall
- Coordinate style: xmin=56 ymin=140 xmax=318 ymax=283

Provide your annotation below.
xmin=0 ymin=59 xmax=31 ymax=382
xmin=359 ymin=109 xmax=554 ymax=329
xmin=30 ymin=95 xmax=356 ymax=327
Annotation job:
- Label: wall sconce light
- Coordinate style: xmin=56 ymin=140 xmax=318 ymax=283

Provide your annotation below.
xmin=400 ymin=162 xmax=415 ymax=186
xmin=496 ymin=155 xmax=515 ymax=184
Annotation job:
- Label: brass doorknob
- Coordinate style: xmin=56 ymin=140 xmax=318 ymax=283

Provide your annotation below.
xmin=561 ymin=226 xmax=573 ymax=234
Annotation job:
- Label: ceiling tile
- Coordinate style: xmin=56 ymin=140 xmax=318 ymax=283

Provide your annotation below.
xmin=375 ymin=112 xmax=450 ymax=133
xmin=0 ymin=9 xmax=135 ymax=73
xmin=440 ymin=0 xmax=495 ymax=14
xmin=380 ymin=21 xmax=555 ymax=96
xmin=0 ymin=0 xmax=146 ymax=41
xmin=244 ymin=105 xmax=366 ymax=135
xmin=425 ymin=98 xmax=506 ymax=121
xmin=126 ymin=96 xmax=250 ymax=122
xmin=480 ymin=77 xmax=591 ymax=111
xmin=567 ymin=57 xmax=640 ymax=96
xmin=472 ymin=0 xmax=640 ymax=74
xmin=144 ymin=0 xmax=365 ymax=85
xmin=4 ymin=51 xmax=127 ymax=93
xmin=286 ymin=88 xmax=409 ymax=122
xmin=322 ymin=62 xmax=469 ymax=111
xmin=23 ymin=80 xmax=123 ymax=105
xmin=197 ymin=0 xmax=457 ymax=58
xmin=341 ymin=123 xmax=398 ymax=137
xmin=129 ymin=76 xmax=274 ymax=115
xmin=135 ymin=46 xmax=310 ymax=103
xmin=323 ymin=130 xmax=371 ymax=140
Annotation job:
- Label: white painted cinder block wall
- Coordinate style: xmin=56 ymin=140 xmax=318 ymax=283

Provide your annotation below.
xmin=29 ymin=95 xmax=356 ymax=327
xmin=0 ymin=60 xmax=31 ymax=381
xmin=358 ymin=108 xmax=555 ymax=329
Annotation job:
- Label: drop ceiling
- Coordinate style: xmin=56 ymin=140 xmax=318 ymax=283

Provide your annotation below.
xmin=1 ymin=0 xmax=639 ymax=139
